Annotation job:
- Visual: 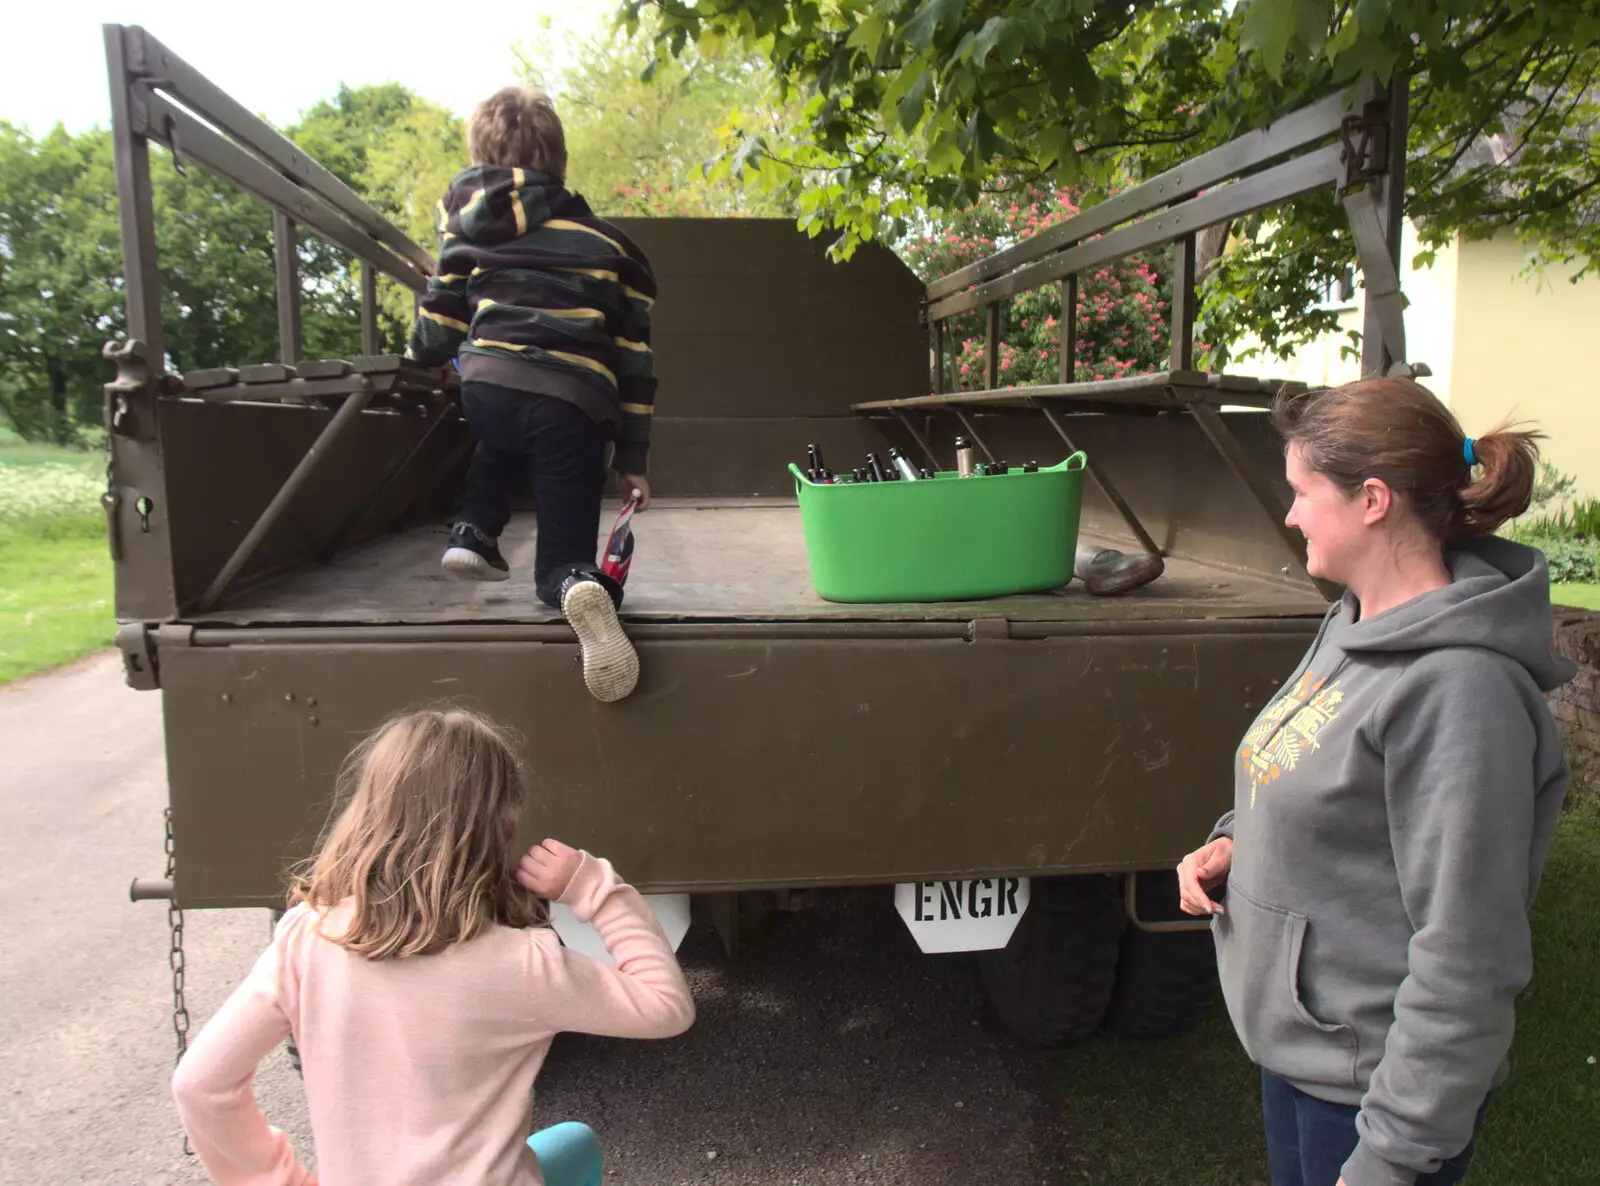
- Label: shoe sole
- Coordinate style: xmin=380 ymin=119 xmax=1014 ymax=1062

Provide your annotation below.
xmin=1082 ymin=555 xmax=1165 ymax=597
xmin=442 ymin=547 xmax=510 ymax=583
xmin=564 ymin=580 xmax=639 ymax=703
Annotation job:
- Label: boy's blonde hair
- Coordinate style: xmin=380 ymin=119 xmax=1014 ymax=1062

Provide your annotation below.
xmin=468 ymin=85 xmax=568 ymax=180
xmin=290 ymin=708 xmax=545 ymax=959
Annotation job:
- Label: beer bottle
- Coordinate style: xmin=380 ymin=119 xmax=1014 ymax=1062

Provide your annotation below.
xmin=1023 ymin=461 xmax=1039 ymax=473
xmin=867 ymin=453 xmax=889 ymax=482
xmin=890 ymin=448 xmax=921 ymax=481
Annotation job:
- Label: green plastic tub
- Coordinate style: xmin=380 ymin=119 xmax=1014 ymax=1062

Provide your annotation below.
xmin=789 ymin=453 xmax=1087 ymax=603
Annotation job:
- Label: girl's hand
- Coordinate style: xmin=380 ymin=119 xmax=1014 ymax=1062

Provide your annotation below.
xmin=517 ymin=839 xmax=583 ymax=899
xmin=1177 ymin=836 xmax=1234 ymax=915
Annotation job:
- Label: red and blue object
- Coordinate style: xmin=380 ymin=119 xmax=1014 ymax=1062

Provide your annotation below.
xmin=600 ymin=490 xmax=640 ymax=588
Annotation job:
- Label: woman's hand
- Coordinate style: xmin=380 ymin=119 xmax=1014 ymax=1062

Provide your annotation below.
xmin=619 ymin=474 xmax=651 ymax=509
xmin=1176 ymin=836 xmax=1234 ymax=915
xmin=517 ymin=839 xmax=583 ymax=900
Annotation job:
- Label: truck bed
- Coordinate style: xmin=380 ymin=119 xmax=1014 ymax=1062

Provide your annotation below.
xmin=196 ymin=498 xmax=1327 ymax=626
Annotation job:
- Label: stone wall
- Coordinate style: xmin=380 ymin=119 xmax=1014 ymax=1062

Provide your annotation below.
xmin=1551 ymin=611 xmax=1599 ymax=801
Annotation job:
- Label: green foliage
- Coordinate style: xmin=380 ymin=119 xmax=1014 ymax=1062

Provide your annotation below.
xmin=515 ymin=18 xmax=799 ymax=219
xmin=624 ymin=0 xmax=1600 ymax=359
xmin=1522 ymin=497 xmax=1600 ymax=544
xmin=0 ymin=124 xmax=122 ymax=444
xmin=1532 ymin=462 xmax=1581 ymax=513
xmin=900 ymin=182 xmax=1171 ymax=384
xmin=1540 ymin=538 xmax=1600 ymax=584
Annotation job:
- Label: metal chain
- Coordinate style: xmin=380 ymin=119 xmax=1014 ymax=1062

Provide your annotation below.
xmin=164 ymin=807 xmax=194 ymax=1157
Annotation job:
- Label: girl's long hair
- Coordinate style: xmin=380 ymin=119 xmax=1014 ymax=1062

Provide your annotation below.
xmin=290 ymin=708 xmax=545 ymax=959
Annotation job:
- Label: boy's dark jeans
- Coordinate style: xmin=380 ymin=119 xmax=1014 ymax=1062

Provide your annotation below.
xmin=455 ymin=381 xmax=623 ymax=610
xmin=1261 ymin=1069 xmax=1485 ymax=1186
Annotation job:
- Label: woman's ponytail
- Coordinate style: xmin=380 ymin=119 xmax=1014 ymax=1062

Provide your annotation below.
xmin=1456 ymin=424 xmax=1541 ymax=536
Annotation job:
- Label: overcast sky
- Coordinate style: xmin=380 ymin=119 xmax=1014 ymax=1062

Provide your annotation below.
xmin=1 ymin=0 xmax=613 ymax=136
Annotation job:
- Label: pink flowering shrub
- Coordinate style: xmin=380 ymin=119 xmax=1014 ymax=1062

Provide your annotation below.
xmin=901 ymin=184 xmax=1173 ymax=388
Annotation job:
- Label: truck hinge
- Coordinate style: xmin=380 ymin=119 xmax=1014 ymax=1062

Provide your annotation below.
xmin=117 ymin=622 xmax=159 ymax=690
xmin=970 ymin=617 xmax=1011 ymax=642
xmin=117 ymin=623 xmax=191 ymax=690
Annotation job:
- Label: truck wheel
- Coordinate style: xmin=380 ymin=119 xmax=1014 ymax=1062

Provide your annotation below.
xmin=1104 ymin=873 xmax=1218 ymax=1039
xmin=976 ymin=874 xmax=1125 ymax=1047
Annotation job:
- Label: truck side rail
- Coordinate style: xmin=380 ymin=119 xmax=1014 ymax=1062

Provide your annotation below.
xmin=102 ymin=24 xmax=464 ymax=622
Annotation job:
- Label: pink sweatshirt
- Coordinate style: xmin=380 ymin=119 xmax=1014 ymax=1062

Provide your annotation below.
xmin=171 ymin=854 xmax=694 ymax=1186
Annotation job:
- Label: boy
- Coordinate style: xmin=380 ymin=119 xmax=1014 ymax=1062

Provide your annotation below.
xmin=406 ymin=85 xmax=657 ymax=704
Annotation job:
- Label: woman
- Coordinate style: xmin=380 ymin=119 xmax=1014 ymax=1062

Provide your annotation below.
xmin=1176 ymin=378 xmax=1574 ymax=1186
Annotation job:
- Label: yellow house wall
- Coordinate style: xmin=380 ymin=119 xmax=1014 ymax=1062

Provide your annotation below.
xmin=1449 ymin=236 xmax=1600 ymax=498
xmin=1227 ymin=222 xmax=1599 ymax=497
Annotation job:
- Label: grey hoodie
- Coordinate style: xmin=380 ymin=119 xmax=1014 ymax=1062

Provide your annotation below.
xmin=1211 ymin=536 xmax=1575 ymax=1186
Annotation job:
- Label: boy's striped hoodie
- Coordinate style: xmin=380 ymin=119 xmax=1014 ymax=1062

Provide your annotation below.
xmin=405 ymin=166 xmax=658 ymax=474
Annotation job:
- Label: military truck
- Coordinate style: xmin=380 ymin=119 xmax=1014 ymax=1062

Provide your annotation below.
xmin=107 ymin=25 xmax=1413 ymax=1047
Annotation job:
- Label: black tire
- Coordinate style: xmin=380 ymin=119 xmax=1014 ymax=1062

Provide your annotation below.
xmin=977 ymin=874 xmax=1125 ymax=1047
xmin=1105 ymin=872 xmax=1219 ymax=1039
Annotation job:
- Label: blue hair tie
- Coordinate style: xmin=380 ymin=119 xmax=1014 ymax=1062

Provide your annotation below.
xmin=1463 ymin=438 xmax=1477 ymax=466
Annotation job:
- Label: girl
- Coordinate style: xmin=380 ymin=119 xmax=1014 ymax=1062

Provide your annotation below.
xmin=171 ymin=708 xmax=695 ymax=1186
xmin=1176 ymin=378 xmax=1574 ymax=1186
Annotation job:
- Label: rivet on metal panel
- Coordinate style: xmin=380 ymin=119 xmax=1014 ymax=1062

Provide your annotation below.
xmin=221 ymin=693 xmax=232 ymax=704
xmin=284 ymin=693 xmax=295 ymax=702
xmin=306 ymin=697 xmax=318 ymax=707
xmin=309 ymin=716 xmax=320 ymax=726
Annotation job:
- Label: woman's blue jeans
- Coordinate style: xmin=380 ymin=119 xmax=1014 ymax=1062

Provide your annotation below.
xmin=1261 ymin=1069 xmax=1484 ymax=1186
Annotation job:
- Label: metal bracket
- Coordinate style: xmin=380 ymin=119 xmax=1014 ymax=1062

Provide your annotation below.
xmin=117 ymin=622 xmax=159 ymax=690
xmin=102 ymin=338 xmax=160 ymax=436
xmin=1337 ymin=101 xmax=1390 ymax=196
xmin=1342 ymin=186 xmax=1407 ymax=372
xmin=1038 ymin=406 xmax=1162 ymax=556
xmin=892 ymin=410 xmax=942 ymax=472
xmin=1124 ymin=873 xmax=1212 ymax=934
xmin=1387 ymin=360 xmax=1432 ymax=381
xmin=163 ymin=109 xmax=187 ymax=177
xmin=1184 ymin=398 xmax=1341 ymax=601
xmin=197 ymin=389 xmax=375 ymax=613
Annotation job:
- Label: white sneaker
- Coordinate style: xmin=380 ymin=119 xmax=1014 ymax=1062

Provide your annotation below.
xmin=561 ymin=579 xmax=639 ymax=703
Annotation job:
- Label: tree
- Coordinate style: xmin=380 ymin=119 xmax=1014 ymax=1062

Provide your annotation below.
xmin=516 ymin=18 xmax=799 ymax=218
xmin=295 ymin=84 xmax=465 ymax=352
xmin=0 ymin=124 xmax=123 ymax=442
xmin=625 ymin=0 xmax=1600 ymax=363
xmin=901 ymin=182 xmax=1171 ymax=386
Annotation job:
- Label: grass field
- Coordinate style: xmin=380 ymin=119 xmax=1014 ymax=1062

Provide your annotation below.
xmin=0 ymin=430 xmax=114 ymax=684
xmin=1553 ymin=583 xmax=1600 ymax=611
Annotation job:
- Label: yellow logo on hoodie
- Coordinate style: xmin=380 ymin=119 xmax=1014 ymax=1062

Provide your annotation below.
xmin=1240 ymin=674 xmax=1345 ymax=806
